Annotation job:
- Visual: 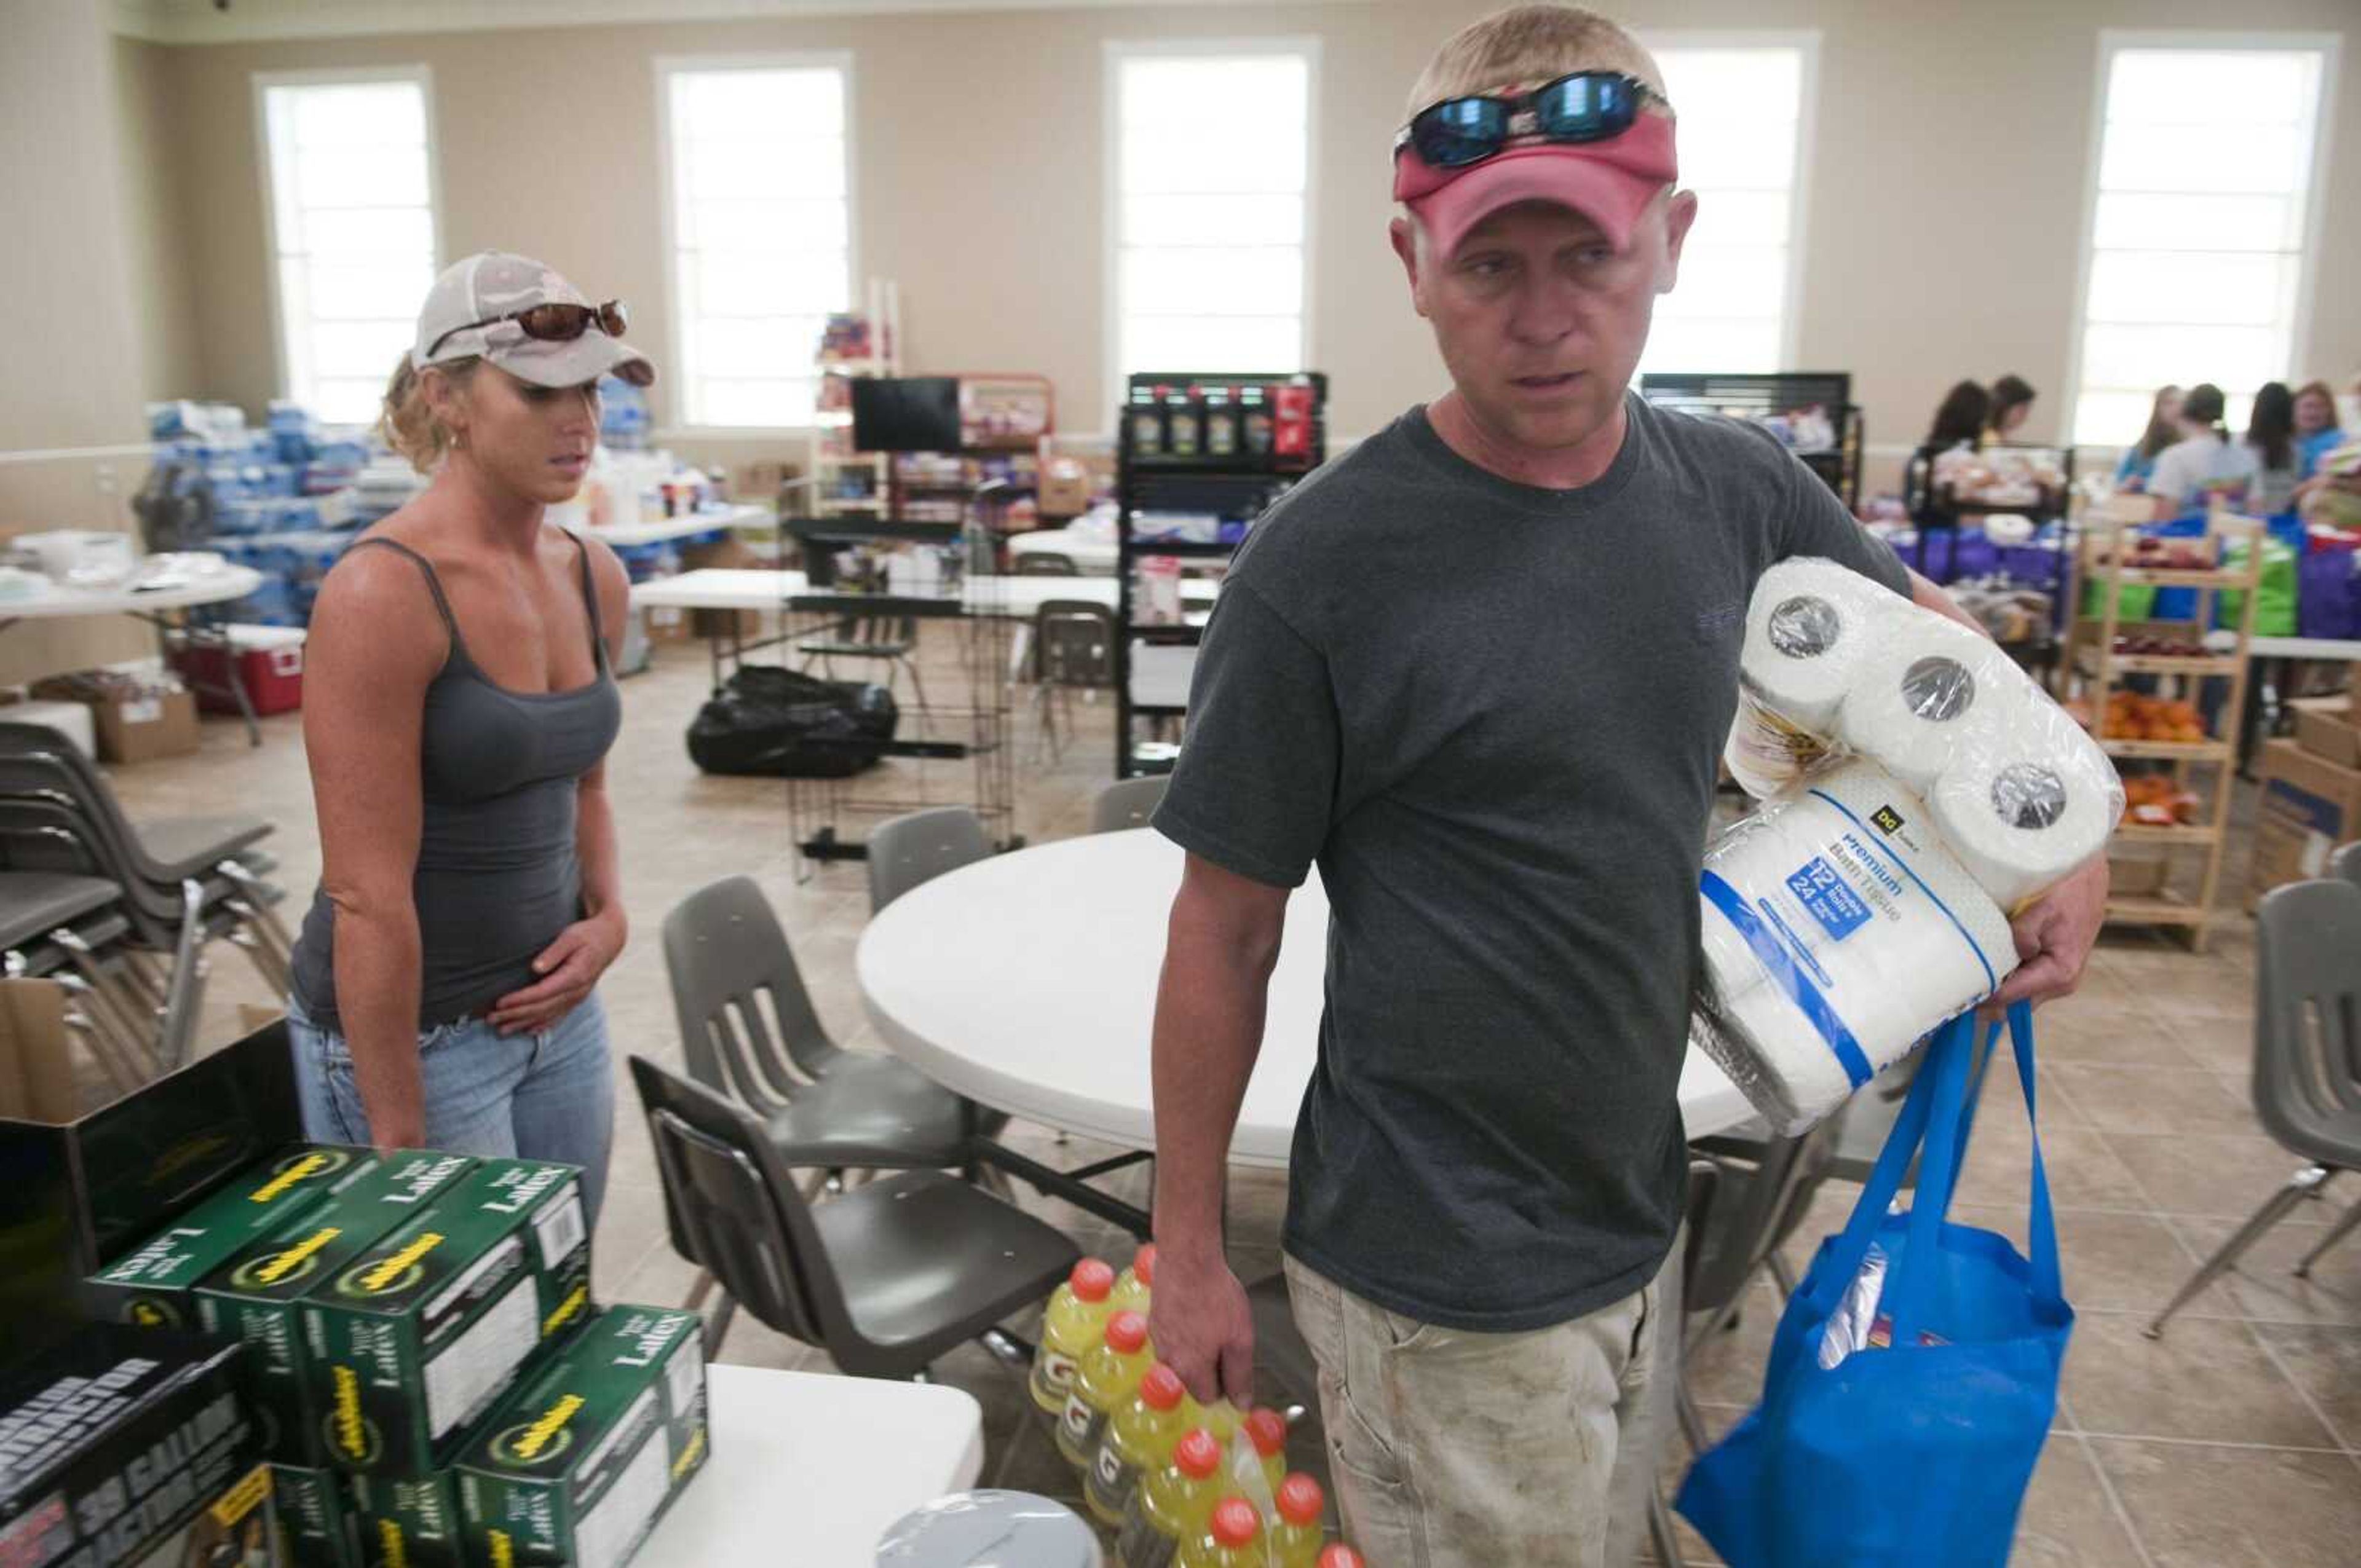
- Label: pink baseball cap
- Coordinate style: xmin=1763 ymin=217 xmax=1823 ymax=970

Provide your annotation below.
xmin=1393 ymin=111 xmax=1678 ymax=262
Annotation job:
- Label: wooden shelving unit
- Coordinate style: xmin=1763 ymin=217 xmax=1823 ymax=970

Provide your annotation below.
xmin=2071 ymin=499 xmax=2266 ymax=950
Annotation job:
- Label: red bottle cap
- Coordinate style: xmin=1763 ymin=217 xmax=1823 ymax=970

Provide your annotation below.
xmin=1140 ymin=1364 xmax=1185 ymax=1410
xmin=1318 ymin=1548 xmax=1365 ymax=1568
xmin=1070 ymin=1259 xmax=1114 ymax=1301
xmin=1244 ymin=1406 xmax=1287 ymax=1456
xmin=1174 ymin=1428 xmax=1221 ymax=1477
xmin=1105 ymin=1310 xmax=1149 ymax=1354
xmin=1210 ymin=1499 xmax=1261 ymax=1547
xmin=1131 ymin=1244 xmax=1156 ymax=1286
xmin=1276 ymin=1473 xmax=1324 ymax=1525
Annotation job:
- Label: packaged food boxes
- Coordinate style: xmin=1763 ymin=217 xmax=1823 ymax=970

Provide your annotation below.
xmin=0 ymin=1322 xmax=269 ymax=1568
xmin=85 ymin=1144 xmax=383 ymax=1328
xmin=300 ymin=1158 xmax=592 ymax=1476
xmin=457 ymin=1304 xmax=711 ymax=1568
xmin=196 ymin=1151 xmax=479 ymax=1464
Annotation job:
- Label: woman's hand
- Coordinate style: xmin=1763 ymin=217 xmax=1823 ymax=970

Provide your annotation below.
xmin=488 ymin=909 xmax=626 ymax=1035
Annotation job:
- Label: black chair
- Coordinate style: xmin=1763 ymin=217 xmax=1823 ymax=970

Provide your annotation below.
xmin=1027 ymin=600 xmax=1118 ymax=762
xmin=798 ymin=615 xmax=928 ymax=724
xmin=630 ymin=1054 xmax=1081 ymax=1374
xmin=661 ymin=875 xmax=983 ymax=1173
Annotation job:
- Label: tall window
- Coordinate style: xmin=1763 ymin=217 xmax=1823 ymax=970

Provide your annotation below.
xmin=1639 ymin=42 xmax=1813 ymax=375
xmin=259 ymin=72 xmax=438 ymax=426
xmin=1112 ymin=46 xmax=1312 ymax=382
xmin=662 ymin=60 xmax=852 ymax=427
xmin=2071 ymin=40 xmax=2331 ymax=446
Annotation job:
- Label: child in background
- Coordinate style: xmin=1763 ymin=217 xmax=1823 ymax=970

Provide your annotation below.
xmin=2113 ymin=385 xmax=2182 ymax=493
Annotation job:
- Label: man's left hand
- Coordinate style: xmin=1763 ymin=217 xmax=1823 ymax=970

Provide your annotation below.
xmin=1985 ymin=857 xmax=2109 ymax=1016
xmin=489 ymin=910 xmax=627 ymax=1036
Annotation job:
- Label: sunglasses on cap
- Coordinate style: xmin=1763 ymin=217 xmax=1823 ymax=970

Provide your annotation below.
xmin=1394 ymin=71 xmax=1659 ymax=171
xmin=426 ymin=299 xmax=629 ymax=361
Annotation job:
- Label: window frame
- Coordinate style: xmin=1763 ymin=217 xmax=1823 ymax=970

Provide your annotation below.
xmin=1630 ymin=30 xmax=1820 ymax=376
xmin=1102 ymin=36 xmax=1322 ymax=423
xmin=251 ymin=64 xmax=444 ymax=423
xmin=2064 ymin=30 xmax=2344 ymax=451
xmin=654 ymin=50 xmax=860 ymax=435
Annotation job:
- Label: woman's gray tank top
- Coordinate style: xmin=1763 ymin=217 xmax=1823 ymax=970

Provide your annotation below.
xmin=290 ymin=530 xmax=623 ymax=1031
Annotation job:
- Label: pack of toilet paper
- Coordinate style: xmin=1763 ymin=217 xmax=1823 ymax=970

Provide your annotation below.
xmin=1699 ymin=559 xmax=2124 ymax=1132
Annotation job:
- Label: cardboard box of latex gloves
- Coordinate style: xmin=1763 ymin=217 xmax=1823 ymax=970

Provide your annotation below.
xmin=196 ymin=1152 xmax=479 ymax=1465
xmin=349 ymin=1469 xmax=468 ymax=1568
xmin=272 ymin=1462 xmax=363 ymax=1568
xmin=85 ymin=1144 xmax=384 ymax=1328
xmin=457 ymin=1304 xmax=710 ymax=1568
xmin=299 ymin=1158 xmax=592 ymax=1476
xmin=0 ymin=1322 xmax=272 ymax=1568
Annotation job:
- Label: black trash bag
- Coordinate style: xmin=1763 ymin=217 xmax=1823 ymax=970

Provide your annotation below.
xmin=686 ymin=666 xmax=898 ymax=778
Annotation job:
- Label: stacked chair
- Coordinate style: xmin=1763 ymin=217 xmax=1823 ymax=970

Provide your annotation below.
xmin=0 ymin=722 xmax=294 ymax=1087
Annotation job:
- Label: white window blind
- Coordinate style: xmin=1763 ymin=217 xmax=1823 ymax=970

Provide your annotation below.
xmin=1639 ymin=44 xmax=1809 ymax=375
xmin=259 ymin=74 xmax=438 ymax=427
xmin=1113 ymin=49 xmax=1311 ymax=381
xmin=2071 ymin=42 xmax=2329 ymax=446
xmin=663 ymin=62 xmax=851 ymax=427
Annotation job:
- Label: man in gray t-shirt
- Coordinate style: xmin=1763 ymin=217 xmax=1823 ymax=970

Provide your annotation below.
xmin=1144 ymin=9 xmax=2109 ymax=1564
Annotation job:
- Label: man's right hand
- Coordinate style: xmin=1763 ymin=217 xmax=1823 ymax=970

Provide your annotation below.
xmin=1149 ymin=1246 xmax=1256 ymax=1408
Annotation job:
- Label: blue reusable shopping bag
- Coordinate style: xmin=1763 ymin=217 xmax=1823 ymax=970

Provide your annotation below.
xmin=1676 ymin=1003 xmax=2073 ymax=1568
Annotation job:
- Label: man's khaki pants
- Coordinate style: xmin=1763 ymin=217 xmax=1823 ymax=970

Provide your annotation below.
xmin=1285 ymin=1245 xmax=1680 ymax=1568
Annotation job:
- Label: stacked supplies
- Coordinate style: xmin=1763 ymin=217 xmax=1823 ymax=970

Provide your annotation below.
xmin=1699 ymin=559 xmax=2122 ymax=1132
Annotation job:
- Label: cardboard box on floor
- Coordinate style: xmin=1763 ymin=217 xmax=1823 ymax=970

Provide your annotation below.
xmin=2288 ymin=695 xmax=2361 ymax=771
xmin=0 ymin=980 xmax=80 ymax=1123
xmin=2249 ymin=738 xmax=2361 ymax=907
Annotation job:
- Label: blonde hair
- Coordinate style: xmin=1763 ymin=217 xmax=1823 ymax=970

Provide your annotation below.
xmin=1406 ymin=4 xmax=1669 ymax=120
xmin=379 ymin=353 xmax=479 ymax=474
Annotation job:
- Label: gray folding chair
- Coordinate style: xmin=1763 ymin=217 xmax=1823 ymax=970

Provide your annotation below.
xmin=2333 ymin=840 xmax=2360 ymax=888
xmin=867 ymin=806 xmax=993 ymax=915
xmin=1 ymin=870 xmax=154 ymax=1094
xmin=1090 ymin=776 xmax=1169 ymax=835
xmin=662 ymin=874 xmax=993 ymax=1173
xmin=630 ymin=1055 xmax=1081 ymax=1373
xmin=2148 ymin=878 xmax=2361 ymax=1334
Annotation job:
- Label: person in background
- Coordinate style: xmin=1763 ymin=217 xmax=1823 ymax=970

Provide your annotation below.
xmin=288 ymin=251 xmax=648 ymax=1226
xmin=2144 ymin=382 xmax=2257 ymax=518
xmin=2292 ymin=379 xmax=2341 ymax=479
xmin=1985 ymin=374 xmax=2037 ymax=443
xmin=1925 ymin=380 xmax=1990 ymax=450
xmin=2244 ymin=382 xmax=2298 ymax=514
xmin=2113 ymin=384 xmax=2181 ymax=492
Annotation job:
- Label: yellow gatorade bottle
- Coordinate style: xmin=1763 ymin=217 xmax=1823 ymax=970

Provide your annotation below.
xmin=1056 ymin=1309 xmax=1153 ymax=1467
xmin=1270 ymin=1473 xmax=1326 ymax=1567
xmin=1086 ymin=1361 xmax=1190 ymax=1526
xmin=1030 ymin=1257 xmax=1117 ymax=1414
xmin=1111 ymin=1243 xmax=1157 ymax=1315
xmin=1179 ymin=1498 xmax=1265 ymax=1568
xmin=1117 ymin=1425 xmax=1224 ymax=1568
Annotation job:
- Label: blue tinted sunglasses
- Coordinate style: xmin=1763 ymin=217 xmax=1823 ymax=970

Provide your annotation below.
xmin=1394 ymin=71 xmax=1658 ymax=170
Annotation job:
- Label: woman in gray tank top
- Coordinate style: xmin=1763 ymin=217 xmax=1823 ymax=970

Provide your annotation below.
xmin=286 ymin=253 xmax=655 ymax=1226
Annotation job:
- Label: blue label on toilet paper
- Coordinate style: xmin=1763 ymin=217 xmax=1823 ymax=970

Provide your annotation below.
xmin=1789 ymin=857 xmax=1870 ymax=941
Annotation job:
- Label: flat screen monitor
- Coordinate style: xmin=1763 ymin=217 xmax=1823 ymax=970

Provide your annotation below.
xmin=850 ymin=376 xmax=962 ymax=453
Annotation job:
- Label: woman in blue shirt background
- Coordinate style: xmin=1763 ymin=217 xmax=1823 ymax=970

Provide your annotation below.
xmin=2114 ymin=384 xmax=2182 ymax=492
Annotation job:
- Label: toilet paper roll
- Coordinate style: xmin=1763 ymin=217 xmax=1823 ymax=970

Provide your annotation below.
xmin=1738 ymin=559 xmax=1901 ymax=733
xmin=1835 ymin=614 xmax=2023 ymax=795
xmin=1928 ymin=694 xmax=2125 ymax=909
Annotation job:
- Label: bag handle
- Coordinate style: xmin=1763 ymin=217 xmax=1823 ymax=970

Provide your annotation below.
xmin=1807 ymin=1009 xmax=1974 ymax=1317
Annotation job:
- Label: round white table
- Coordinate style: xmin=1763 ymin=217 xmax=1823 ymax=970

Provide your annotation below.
xmin=1 ymin=567 xmax=269 ymax=742
xmin=858 ymin=829 xmax=1755 ymax=1169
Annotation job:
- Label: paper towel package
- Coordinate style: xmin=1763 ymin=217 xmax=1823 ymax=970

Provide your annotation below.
xmin=1928 ymin=695 xmax=2122 ymax=911
xmin=1696 ymin=758 xmax=2021 ymax=1134
xmin=1725 ymin=559 xmax=1904 ymax=798
xmin=1834 ymin=613 xmax=2022 ymax=797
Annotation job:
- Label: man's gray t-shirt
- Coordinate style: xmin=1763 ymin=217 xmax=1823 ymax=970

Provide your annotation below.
xmin=1153 ymin=394 xmax=1910 ymax=1332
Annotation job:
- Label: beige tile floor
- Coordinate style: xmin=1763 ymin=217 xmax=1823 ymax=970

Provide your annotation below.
xmin=97 ymin=631 xmax=2360 ymax=1566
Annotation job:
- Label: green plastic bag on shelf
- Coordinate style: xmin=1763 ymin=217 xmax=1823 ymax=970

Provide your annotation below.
xmin=2080 ymin=575 xmax=2156 ymax=622
xmin=2216 ymin=537 xmax=2298 ymax=636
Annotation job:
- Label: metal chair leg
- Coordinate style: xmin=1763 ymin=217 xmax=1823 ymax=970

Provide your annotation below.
xmin=52 ymin=974 xmax=150 ymax=1095
xmin=2147 ymin=1164 xmax=2332 ymax=1337
xmin=2292 ymin=1191 xmax=2361 ymax=1279
xmin=1649 ymin=1490 xmax=1690 ymax=1567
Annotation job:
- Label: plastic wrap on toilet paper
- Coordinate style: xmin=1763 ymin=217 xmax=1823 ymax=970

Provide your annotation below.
xmin=1726 ymin=560 xmax=1905 ymax=798
xmin=1834 ymin=614 xmax=2023 ymax=797
xmin=1695 ymin=758 xmax=2020 ymax=1135
xmin=1927 ymin=688 xmax=2124 ymax=911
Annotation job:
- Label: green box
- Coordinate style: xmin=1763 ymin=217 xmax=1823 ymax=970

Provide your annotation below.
xmin=272 ymin=1463 xmax=363 ymax=1568
xmin=300 ymin=1158 xmax=593 ymax=1476
xmin=350 ymin=1470 xmax=467 ymax=1568
xmin=84 ymin=1144 xmax=381 ymax=1328
xmin=456 ymin=1304 xmax=711 ymax=1568
xmin=196 ymin=1152 xmax=480 ymax=1464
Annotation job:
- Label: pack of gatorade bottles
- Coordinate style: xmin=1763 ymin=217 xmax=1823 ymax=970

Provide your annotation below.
xmin=1029 ymin=1245 xmax=1365 ymax=1568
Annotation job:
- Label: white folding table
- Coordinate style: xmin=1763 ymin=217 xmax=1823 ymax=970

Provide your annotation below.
xmin=0 ymin=567 xmax=269 ymax=743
